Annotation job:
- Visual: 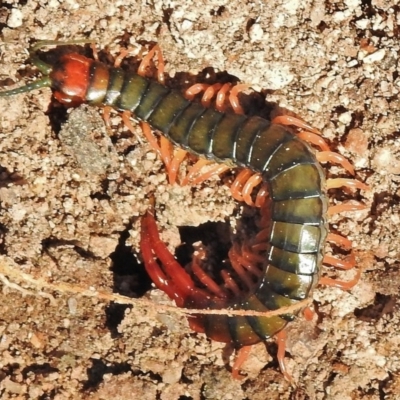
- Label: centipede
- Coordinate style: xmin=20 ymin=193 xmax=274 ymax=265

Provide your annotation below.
xmin=0 ymin=40 xmax=368 ymax=381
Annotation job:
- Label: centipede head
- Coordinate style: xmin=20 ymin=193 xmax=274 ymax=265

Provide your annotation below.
xmin=48 ymin=53 xmax=93 ymax=106
xmin=0 ymin=39 xmax=95 ymax=106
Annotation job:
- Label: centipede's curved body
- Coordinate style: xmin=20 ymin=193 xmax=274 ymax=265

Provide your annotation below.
xmin=0 ymin=42 xmax=328 ymax=348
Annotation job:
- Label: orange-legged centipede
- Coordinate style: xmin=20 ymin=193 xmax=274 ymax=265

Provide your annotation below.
xmin=0 ymin=40 xmax=368 ymax=380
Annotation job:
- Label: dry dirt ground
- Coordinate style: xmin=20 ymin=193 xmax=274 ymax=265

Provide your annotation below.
xmin=0 ymin=0 xmax=399 ymax=399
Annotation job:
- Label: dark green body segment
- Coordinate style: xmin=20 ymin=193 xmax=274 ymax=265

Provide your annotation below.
xmin=94 ymin=67 xmax=328 ymax=346
xmin=116 ymin=74 xmax=150 ymax=111
xmin=187 ymin=108 xmax=225 ymax=155
xmin=0 ymin=49 xmax=330 ymax=347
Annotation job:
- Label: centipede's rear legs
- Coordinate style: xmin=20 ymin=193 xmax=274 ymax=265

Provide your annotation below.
xmin=140 ymin=203 xmax=275 ymax=380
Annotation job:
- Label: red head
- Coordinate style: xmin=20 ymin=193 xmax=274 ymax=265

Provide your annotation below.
xmin=50 ymin=53 xmax=109 ymax=106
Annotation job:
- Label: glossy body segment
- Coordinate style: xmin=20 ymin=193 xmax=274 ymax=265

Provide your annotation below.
xmin=0 ymin=46 xmax=329 ymax=347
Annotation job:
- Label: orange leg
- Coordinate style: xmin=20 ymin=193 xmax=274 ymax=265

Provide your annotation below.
xmin=185 ymin=83 xmax=223 ymax=107
xmin=321 ymin=225 xmax=361 ymax=288
xmin=241 ymin=173 xmax=263 ymax=207
xmin=272 ymin=115 xmax=329 ymax=152
xmin=328 ymin=202 xmax=368 ymax=215
xmin=327 ymin=178 xmax=369 ymax=191
xmin=324 ymin=252 xmax=356 ymax=271
xmin=326 ymin=232 xmax=352 ymax=250
xmin=103 ymin=47 xmax=139 ymax=133
xmin=228 ymin=84 xmax=249 ymax=114
xmin=254 ymin=184 xmax=269 ymax=208
xmin=303 ymin=306 xmax=314 ymax=321
xmin=121 ymin=111 xmax=143 ymax=143
xmin=179 ymin=82 xmax=250 ymax=185
xmin=232 ymin=345 xmax=252 ymax=380
xmin=276 ymin=329 xmax=293 ymax=383
xmin=229 ymin=169 xmax=269 ymax=207
xmin=187 ymin=163 xmax=230 ymax=186
xmin=138 ymin=44 xmax=165 ymax=84
xmin=230 ymin=169 xmax=254 ymax=202
xmin=215 ymin=83 xmax=231 ymax=112
xmin=272 ymin=115 xmax=320 ymax=135
xmin=168 ymin=148 xmax=187 ymax=185
xmin=90 ymin=43 xmax=99 ymax=61
xmin=317 ymin=151 xmax=355 ymax=175
xmin=180 ymin=159 xmax=212 ymax=186
xmin=137 ymin=120 xmax=174 ymax=171
xmin=319 ymin=268 xmax=361 ymax=290
xmin=103 ymin=105 xmax=112 ymax=130
xmin=114 ymin=47 xmax=139 ymax=68
xmin=296 ymin=130 xmax=330 ymax=151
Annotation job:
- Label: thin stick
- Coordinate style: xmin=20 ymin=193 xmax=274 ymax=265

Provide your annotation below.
xmin=0 ymin=257 xmax=310 ymax=318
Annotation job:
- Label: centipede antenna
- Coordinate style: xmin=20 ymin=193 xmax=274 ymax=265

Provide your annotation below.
xmin=29 ymin=39 xmax=95 ymax=53
xmin=0 ymin=77 xmax=52 ymax=97
xmin=1 ymin=38 xmax=96 ymax=97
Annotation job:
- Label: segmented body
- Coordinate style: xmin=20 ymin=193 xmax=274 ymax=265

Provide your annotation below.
xmin=0 ymin=43 xmax=328 ymax=347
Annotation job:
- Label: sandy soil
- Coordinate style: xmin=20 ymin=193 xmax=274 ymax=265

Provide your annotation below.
xmin=0 ymin=0 xmax=399 ymax=399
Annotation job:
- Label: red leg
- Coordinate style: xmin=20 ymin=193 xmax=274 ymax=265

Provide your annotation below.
xmin=230 ymin=244 xmax=263 ymax=277
xmin=191 ymin=247 xmax=228 ymax=299
xmin=140 ymin=209 xmax=196 ymax=306
xmin=221 ymin=270 xmax=241 ymax=297
xmin=140 ymin=211 xmax=189 ymax=306
xmin=228 ymin=247 xmax=256 ymax=291
xmin=140 ymin=207 xmax=228 ymax=309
